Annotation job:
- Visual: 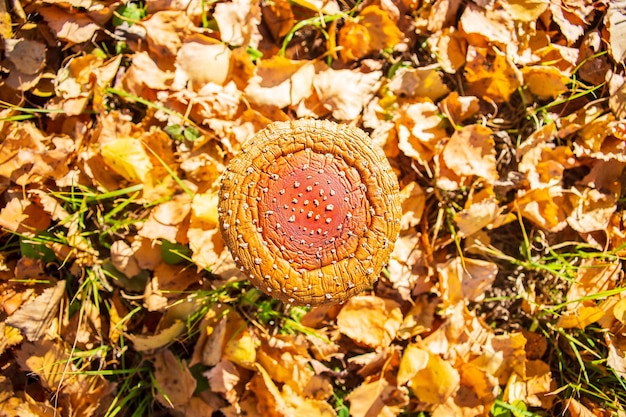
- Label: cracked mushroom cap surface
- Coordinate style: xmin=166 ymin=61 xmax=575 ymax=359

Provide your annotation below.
xmin=218 ymin=119 xmax=401 ymax=306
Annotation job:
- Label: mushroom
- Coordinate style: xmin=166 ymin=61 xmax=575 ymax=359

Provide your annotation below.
xmin=218 ymin=119 xmax=401 ymax=306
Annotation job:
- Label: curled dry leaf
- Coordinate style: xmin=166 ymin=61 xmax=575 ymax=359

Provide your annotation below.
xmin=153 ymin=349 xmax=197 ymax=408
xmin=437 ymin=257 xmax=498 ymax=306
xmin=244 ymin=57 xmax=315 ymax=108
xmin=464 ymin=46 xmax=522 ymax=103
xmin=175 ymin=38 xmax=231 ymax=89
xmin=313 ymin=68 xmax=383 ymax=121
xmin=388 ymin=66 xmax=450 ymax=102
xmin=6 ymin=281 xmax=65 ymax=342
xmin=442 ymin=124 xmax=498 ymax=184
xmin=213 ymin=0 xmax=261 ymax=47
xmin=347 ymin=378 xmax=408 ymax=417
xmin=336 ymin=295 xmax=402 ymax=348
xmin=218 ymin=120 xmax=401 ymax=306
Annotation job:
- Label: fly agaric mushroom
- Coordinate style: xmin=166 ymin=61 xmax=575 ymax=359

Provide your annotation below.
xmin=218 ymin=119 xmax=401 ymax=306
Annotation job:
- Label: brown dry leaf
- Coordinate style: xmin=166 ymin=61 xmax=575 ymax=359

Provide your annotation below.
xmin=388 ymin=67 xmax=450 ymax=102
xmin=337 ymin=296 xmax=402 ymax=349
xmin=549 ymin=0 xmax=595 ymax=45
xmin=565 ymin=258 xmax=621 ymax=308
xmin=605 ymin=1 xmax=626 ymax=62
xmin=605 ymin=333 xmax=626 ymax=379
xmin=608 ymin=71 xmax=626 ymax=120
xmin=250 ymin=363 xmax=336 ymax=417
xmin=141 ymin=11 xmax=193 ymax=65
xmin=138 ymin=194 xmax=192 ymax=242
xmin=14 ymin=339 xmax=72 ymax=391
xmin=557 ymin=305 xmax=605 ymax=329
xmin=396 ymin=100 xmax=448 ymax=167
xmin=427 ymin=27 xmax=467 ymax=73
xmin=256 ymin=334 xmax=314 ymax=394
xmin=439 ymin=92 xmax=480 ymax=126
xmin=515 ymin=187 xmax=568 ymax=232
xmin=0 ymin=197 xmax=51 ymax=234
xmin=464 ymin=47 xmax=522 ymax=102
xmin=566 ymin=186 xmax=617 ymax=233
xmin=387 ymin=232 xmax=432 ymax=301
xmin=244 ymin=56 xmax=315 ymax=108
xmin=347 ymin=378 xmax=408 ymax=417
xmin=175 ymin=37 xmax=231 ymax=89
xmin=398 ymin=181 xmax=425 ymax=231
xmin=359 ymin=5 xmax=404 ymax=50
xmin=6 ymin=280 xmax=65 ymax=342
xmin=442 ymin=124 xmax=498 ymax=183
xmin=499 ymin=0 xmax=549 ymax=22
xmin=454 ymin=197 xmax=502 ymax=237
xmin=262 ymin=0 xmax=295 ymax=41
xmin=153 ymin=349 xmax=197 ymax=408
xmin=39 ymin=7 xmax=100 ymax=44
xmin=121 ymin=51 xmax=174 ymax=96
xmin=213 ymin=0 xmax=261 ymax=47
xmin=502 ymin=359 xmax=554 ymax=409
xmin=205 ymin=359 xmax=240 ymax=404
xmin=521 ymin=66 xmax=571 ymax=100
xmin=110 ymin=240 xmax=142 ymax=278
xmin=313 ymin=67 xmax=382 ymax=120
xmin=459 ymin=3 xmax=516 ymax=55
xmin=437 ymin=257 xmax=498 ymax=306
xmin=0 ymin=122 xmax=73 ymax=186
xmin=565 ymin=398 xmax=597 ymax=417
xmin=338 ymin=20 xmax=371 ymax=61
xmin=574 ymin=115 xmax=626 ymax=162
xmin=4 ymin=38 xmax=46 ymax=75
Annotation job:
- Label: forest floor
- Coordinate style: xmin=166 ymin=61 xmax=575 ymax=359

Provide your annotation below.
xmin=1 ymin=0 xmax=626 ymax=416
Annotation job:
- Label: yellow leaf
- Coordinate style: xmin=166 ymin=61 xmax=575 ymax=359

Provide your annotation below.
xmin=408 ymin=350 xmax=460 ymax=404
xmin=223 ymin=313 xmax=257 ymax=369
xmin=338 ymin=21 xmax=371 ymax=62
xmin=442 ymin=124 xmax=498 ymax=183
xmin=398 ymin=343 xmax=429 ymax=385
xmin=337 ymin=296 xmax=403 ymax=348
xmin=522 ymin=66 xmax=570 ymax=100
xmin=557 ymin=306 xmax=605 ymax=329
xmin=465 ymin=47 xmax=522 ymax=102
xmin=101 ymin=138 xmax=153 ymax=183
xmin=360 ymin=5 xmax=404 ymax=51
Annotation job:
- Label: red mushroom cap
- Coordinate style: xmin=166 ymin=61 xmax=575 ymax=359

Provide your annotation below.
xmin=218 ymin=119 xmax=401 ymax=306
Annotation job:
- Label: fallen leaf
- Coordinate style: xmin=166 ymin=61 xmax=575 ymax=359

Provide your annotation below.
xmin=464 ymin=46 xmax=522 ymax=102
xmin=175 ymin=37 xmax=231 ymax=88
xmin=213 ymin=0 xmax=261 ymax=47
xmin=39 ymin=7 xmax=100 ymax=44
xmin=404 ymin=345 xmax=460 ymax=404
xmin=388 ymin=67 xmax=450 ymax=101
xmin=442 ymin=124 xmax=498 ymax=183
xmin=6 ymin=280 xmax=65 ymax=342
xmin=244 ymin=56 xmax=315 ymax=108
xmin=522 ymin=66 xmax=571 ymax=100
xmin=313 ymin=67 xmax=382 ymax=120
xmin=347 ymin=378 xmax=408 ymax=417
xmin=438 ymin=257 xmax=498 ymax=305
xmin=153 ymin=349 xmax=197 ymax=407
xmin=337 ymin=296 xmax=402 ymax=348
xmin=396 ymin=100 xmax=448 ymax=167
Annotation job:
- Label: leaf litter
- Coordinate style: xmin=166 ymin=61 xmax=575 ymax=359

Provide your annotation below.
xmin=0 ymin=0 xmax=625 ymax=416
